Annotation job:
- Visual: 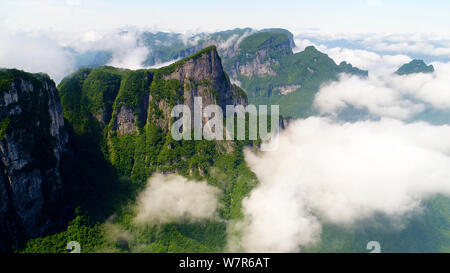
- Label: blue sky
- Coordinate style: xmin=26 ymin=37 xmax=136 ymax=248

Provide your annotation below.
xmin=1 ymin=0 xmax=450 ymax=34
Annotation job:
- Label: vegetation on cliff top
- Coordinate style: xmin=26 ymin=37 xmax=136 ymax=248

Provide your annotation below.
xmin=395 ymin=59 xmax=435 ymax=75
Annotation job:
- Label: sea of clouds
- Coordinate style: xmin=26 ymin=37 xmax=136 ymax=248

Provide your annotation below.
xmin=235 ymin=117 xmax=450 ymax=252
xmin=230 ymin=33 xmax=450 ymax=252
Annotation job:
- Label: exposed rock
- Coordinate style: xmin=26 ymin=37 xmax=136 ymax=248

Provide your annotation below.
xmin=160 ymin=46 xmax=247 ymax=129
xmin=226 ymin=31 xmax=292 ymax=79
xmin=0 ymin=70 xmax=68 ymax=251
xmin=108 ymin=71 xmax=151 ymax=136
xmin=274 ymin=84 xmax=302 ymax=95
xmin=164 ymin=46 xmax=246 ymax=109
xmin=114 ymin=106 xmax=139 ymax=136
xmin=237 ymin=49 xmax=278 ymax=78
xmin=155 ymin=100 xmax=172 ymax=131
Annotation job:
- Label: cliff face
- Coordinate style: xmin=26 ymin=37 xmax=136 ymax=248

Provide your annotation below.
xmin=220 ymin=32 xmax=368 ymax=116
xmin=162 ymin=46 xmax=247 ymax=114
xmin=225 ymin=31 xmax=292 ymax=79
xmin=0 ymin=70 xmax=68 ymax=251
xmin=104 ymin=46 xmax=247 ymax=137
xmin=59 ymin=46 xmax=248 ymax=179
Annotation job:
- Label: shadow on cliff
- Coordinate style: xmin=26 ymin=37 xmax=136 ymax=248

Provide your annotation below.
xmin=59 ymin=119 xmax=139 ymax=224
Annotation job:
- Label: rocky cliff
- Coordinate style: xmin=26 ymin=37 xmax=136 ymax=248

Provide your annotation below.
xmin=58 ymin=46 xmax=247 ymax=180
xmin=16 ymin=46 xmax=255 ymax=253
xmin=224 ymin=31 xmax=292 ymax=79
xmin=162 ymin=46 xmax=247 ymax=115
xmin=105 ymin=46 xmax=247 ymax=136
xmin=0 ymin=69 xmax=68 ymax=251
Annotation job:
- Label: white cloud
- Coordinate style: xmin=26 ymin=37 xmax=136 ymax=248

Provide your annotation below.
xmin=295 ymin=31 xmax=450 ymax=60
xmin=230 ymin=77 xmax=242 ymax=87
xmin=293 ymin=37 xmax=412 ymax=75
xmin=391 ymin=62 xmax=450 ymax=110
xmin=314 ymin=62 xmax=450 ymax=119
xmin=0 ymin=25 xmax=74 ymax=83
xmin=293 ymin=38 xmax=327 ymax=54
xmin=0 ymin=24 xmax=157 ymax=81
xmin=327 ymin=48 xmax=411 ymax=74
xmin=217 ymin=34 xmax=239 ymax=50
xmin=314 ymin=74 xmax=425 ymax=120
xmin=370 ymin=41 xmax=450 ymax=57
xmin=70 ymin=28 xmax=143 ymax=54
xmin=236 ymin=117 xmax=450 ymax=252
xmin=327 ymin=48 xmax=381 ymax=69
xmin=107 ymin=45 xmax=149 ymax=70
xmin=134 ymin=173 xmax=220 ymax=225
xmin=299 ymin=33 xmax=450 ymax=119
xmin=148 ymin=58 xmax=181 ymax=69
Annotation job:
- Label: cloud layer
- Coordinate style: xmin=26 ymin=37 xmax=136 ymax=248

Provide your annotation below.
xmin=0 ymin=25 xmax=154 ymax=83
xmin=295 ymin=32 xmax=450 ymax=61
xmin=237 ymin=117 xmax=450 ymax=252
xmin=314 ymin=62 xmax=450 ymax=120
xmin=0 ymin=26 xmax=74 ymax=83
xmin=134 ymin=174 xmax=220 ymax=225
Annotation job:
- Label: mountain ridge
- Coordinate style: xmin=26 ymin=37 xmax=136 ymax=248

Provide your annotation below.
xmin=395 ymin=59 xmax=435 ymax=75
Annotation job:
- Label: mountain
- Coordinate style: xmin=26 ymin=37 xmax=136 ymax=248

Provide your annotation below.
xmin=395 ymin=59 xmax=435 ymax=75
xmin=67 ymin=28 xmax=255 ymax=69
xmin=19 ymin=46 xmax=256 ymax=253
xmin=1 ymin=45 xmax=448 ymax=254
xmin=187 ymin=29 xmax=367 ymax=118
xmin=141 ymin=28 xmax=254 ymax=66
xmin=69 ymin=28 xmax=366 ymax=118
xmin=0 ymin=69 xmax=68 ymax=251
xmin=225 ymin=33 xmax=367 ymax=117
xmin=59 ymin=46 xmax=247 ymax=177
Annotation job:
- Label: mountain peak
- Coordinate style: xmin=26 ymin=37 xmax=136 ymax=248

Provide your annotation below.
xmin=260 ymin=28 xmax=295 ymax=48
xmin=304 ymin=45 xmax=318 ymax=52
xmin=59 ymin=46 xmax=246 ymax=137
xmin=187 ymin=45 xmax=218 ymax=60
xmin=161 ymin=46 xmax=219 ymax=73
xmin=395 ymin=59 xmax=434 ymax=75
